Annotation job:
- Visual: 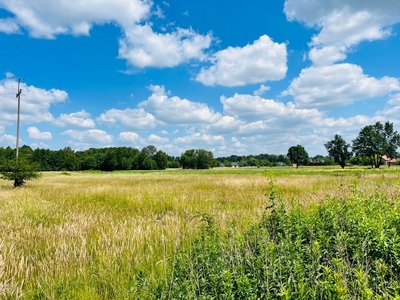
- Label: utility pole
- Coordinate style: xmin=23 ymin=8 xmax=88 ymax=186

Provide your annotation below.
xmin=16 ymin=78 xmax=22 ymax=162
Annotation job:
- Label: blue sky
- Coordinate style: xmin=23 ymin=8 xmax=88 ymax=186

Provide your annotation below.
xmin=1 ymin=0 xmax=400 ymax=157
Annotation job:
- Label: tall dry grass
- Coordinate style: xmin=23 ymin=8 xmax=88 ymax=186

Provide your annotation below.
xmin=0 ymin=169 xmax=399 ymax=298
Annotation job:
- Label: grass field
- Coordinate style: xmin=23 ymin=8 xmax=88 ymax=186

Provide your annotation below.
xmin=1 ymin=167 xmax=400 ymax=299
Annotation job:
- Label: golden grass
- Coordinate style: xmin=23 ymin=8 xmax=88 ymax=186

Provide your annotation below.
xmin=0 ymin=170 xmax=399 ymax=298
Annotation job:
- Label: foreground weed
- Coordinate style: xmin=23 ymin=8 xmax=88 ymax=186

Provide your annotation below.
xmin=159 ymin=180 xmax=400 ymax=299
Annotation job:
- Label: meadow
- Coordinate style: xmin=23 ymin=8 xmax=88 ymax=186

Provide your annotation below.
xmin=1 ymin=167 xmax=400 ymax=299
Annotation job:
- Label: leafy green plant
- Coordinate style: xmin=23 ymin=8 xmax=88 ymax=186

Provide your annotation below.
xmin=159 ymin=180 xmax=400 ymax=299
xmin=0 ymin=158 xmax=41 ymax=187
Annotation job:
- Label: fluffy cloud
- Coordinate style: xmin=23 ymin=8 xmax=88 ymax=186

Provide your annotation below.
xmin=62 ymin=129 xmax=113 ymax=144
xmin=221 ymin=93 xmax=323 ymax=125
xmin=308 ymin=46 xmax=347 ymax=66
xmin=254 ymin=84 xmax=271 ymax=96
xmin=139 ymin=85 xmax=220 ymax=124
xmin=119 ymin=25 xmax=213 ymax=68
xmin=97 ymin=108 xmax=156 ymax=131
xmin=27 ymin=127 xmax=52 ymax=140
xmin=54 ymin=110 xmax=95 ymax=128
xmin=377 ymin=93 xmax=400 ymax=119
xmin=0 ymin=18 xmax=20 ymax=34
xmin=118 ymin=131 xmax=139 ymax=143
xmin=284 ymin=0 xmax=400 ymax=65
xmin=0 ymin=1 xmax=213 ymax=69
xmin=0 ymin=0 xmax=150 ymax=38
xmin=237 ymin=121 xmax=269 ymax=137
xmin=196 ymin=35 xmax=287 ymax=86
xmin=174 ymin=133 xmax=225 ymax=147
xmin=204 ymin=116 xmax=244 ymax=135
xmin=147 ymin=134 xmax=169 ymax=144
xmin=282 ymin=64 xmax=400 ymax=108
xmin=0 ymin=74 xmax=68 ymax=126
xmin=0 ymin=134 xmax=16 ymax=146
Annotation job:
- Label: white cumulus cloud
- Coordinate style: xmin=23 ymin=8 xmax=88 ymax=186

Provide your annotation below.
xmin=254 ymin=84 xmax=271 ymax=96
xmin=284 ymin=0 xmax=400 ymax=65
xmin=147 ymin=134 xmax=169 ymax=144
xmin=0 ymin=0 xmax=213 ymax=69
xmin=97 ymin=108 xmax=156 ymax=131
xmin=27 ymin=127 xmax=52 ymax=140
xmin=0 ymin=0 xmax=151 ymax=38
xmin=139 ymin=85 xmax=220 ymax=124
xmin=221 ymin=93 xmax=323 ymax=124
xmin=0 ymin=18 xmax=20 ymax=34
xmin=282 ymin=64 xmax=400 ymax=108
xmin=118 ymin=131 xmax=139 ymax=143
xmin=54 ymin=110 xmax=95 ymax=128
xmin=0 ymin=134 xmax=16 ymax=147
xmin=196 ymin=35 xmax=287 ymax=87
xmin=174 ymin=133 xmax=225 ymax=147
xmin=0 ymin=74 xmax=68 ymax=126
xmin=62 ymin=129 xmax=113 ymax=144
xmin=119 ymin=25 xmax=213 ymax=68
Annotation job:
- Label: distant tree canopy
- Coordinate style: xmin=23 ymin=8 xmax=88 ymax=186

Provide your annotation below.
xmin=216 ymin=153 xmax=290 ymax=167
xmin=287 ymin=145 xmax=309 ymax=169
xmin=352 ymin=121 xmax=400 ymax=168
xmin=0 ymin=145 xmax=175 ymax=172
xmin=325 ymin=134 xmax=353 ymax=169
xmin=2 ymin=125 xmax=400 ymax=176
xmin=180 ymin=149 xmax=215 ymax=169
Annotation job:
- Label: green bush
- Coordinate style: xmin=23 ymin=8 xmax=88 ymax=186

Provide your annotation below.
xmin=0 ymin=158 xmax=41 ymax=187
xmin=157 ymin=181 xmax=400 ymax=299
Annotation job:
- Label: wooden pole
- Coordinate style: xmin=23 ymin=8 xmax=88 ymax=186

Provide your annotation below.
xmin=16 ymin=78 xmax=21 ymax=162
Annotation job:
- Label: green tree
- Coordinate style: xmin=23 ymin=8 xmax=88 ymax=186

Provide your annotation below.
xmin=196 ymin=149 xmax=214 ymax=169
xmin=180 ymin=149 xmax=214 ymax=169
xmin=287 ymin=145 xmax=309 ymax=169
xmin=63 ymin=147 xmax=79 ymax=171
xmin=324 ymin=134 xmax=352 ymax=169
xmin=223 ymin=159 xmax=232 ymax=167
xmin=0 ymin=158 xmax=41 ymax=187
xmin=352 ymin=121 xmax=400 ymax=168
xmin=180 ymin=149 xmax=197 ymax=169
xmin=141 ymin=145 xmax=157 ymax=158
xmin=154 ymin=150 xmax=168 ymax=170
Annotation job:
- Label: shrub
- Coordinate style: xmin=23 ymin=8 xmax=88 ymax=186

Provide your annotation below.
xmin=157 ymin=181 xmax=400 ymax=299
xmin=0 ymin=158 xmax=41 ymax=187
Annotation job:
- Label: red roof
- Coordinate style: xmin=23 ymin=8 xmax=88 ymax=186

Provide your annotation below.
xmin=381 ymin=155 xmax=398 ymax=163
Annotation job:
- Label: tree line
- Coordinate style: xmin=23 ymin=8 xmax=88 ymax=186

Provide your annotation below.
xmin=287 ymin=121 xmax=400 ymax=169
xmin=1 ymin=121 xmax=399 ymax=187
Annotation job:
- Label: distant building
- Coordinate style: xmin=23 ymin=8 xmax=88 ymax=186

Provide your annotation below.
xmin=231 ymin=162 xmax=239 ymax=168
xmin=381 ymin=155 xmax=398 ymax=167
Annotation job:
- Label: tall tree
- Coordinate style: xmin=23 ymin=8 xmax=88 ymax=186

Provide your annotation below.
xmin=324 ymin=134 xmax=352 ymax=169
xmin=287 ymin=145 xmax=309 ymax=169
xmin=180 ymin=149 xmax=214 ymax=169
xmin=352 ymin=121 xmax=400 ymax=168
xmin=180 ymin=149 xmax=197 ymax=169
xmin=154 ymin=150 xmax=168 ymax=170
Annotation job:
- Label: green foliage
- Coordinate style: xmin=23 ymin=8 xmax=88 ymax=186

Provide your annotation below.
xmin=0 ymin=158 xmax=41 ymax=187
xmin=325 ymin=134 xmax=353 ymax=168
xmin=157 ymin=181 xmax=400 ymax=299
xmin=154 ymin=150 xmax=169 ymax=170
xmin=217 ymin=153 xmax=291 ymax=167
xmin=287 ymin=145 xmax=309 ymax=168
xmin=353 ymin=121 xmax=400 ymax=168
xmin=180 ymin=149 xmax=215 ymax=169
